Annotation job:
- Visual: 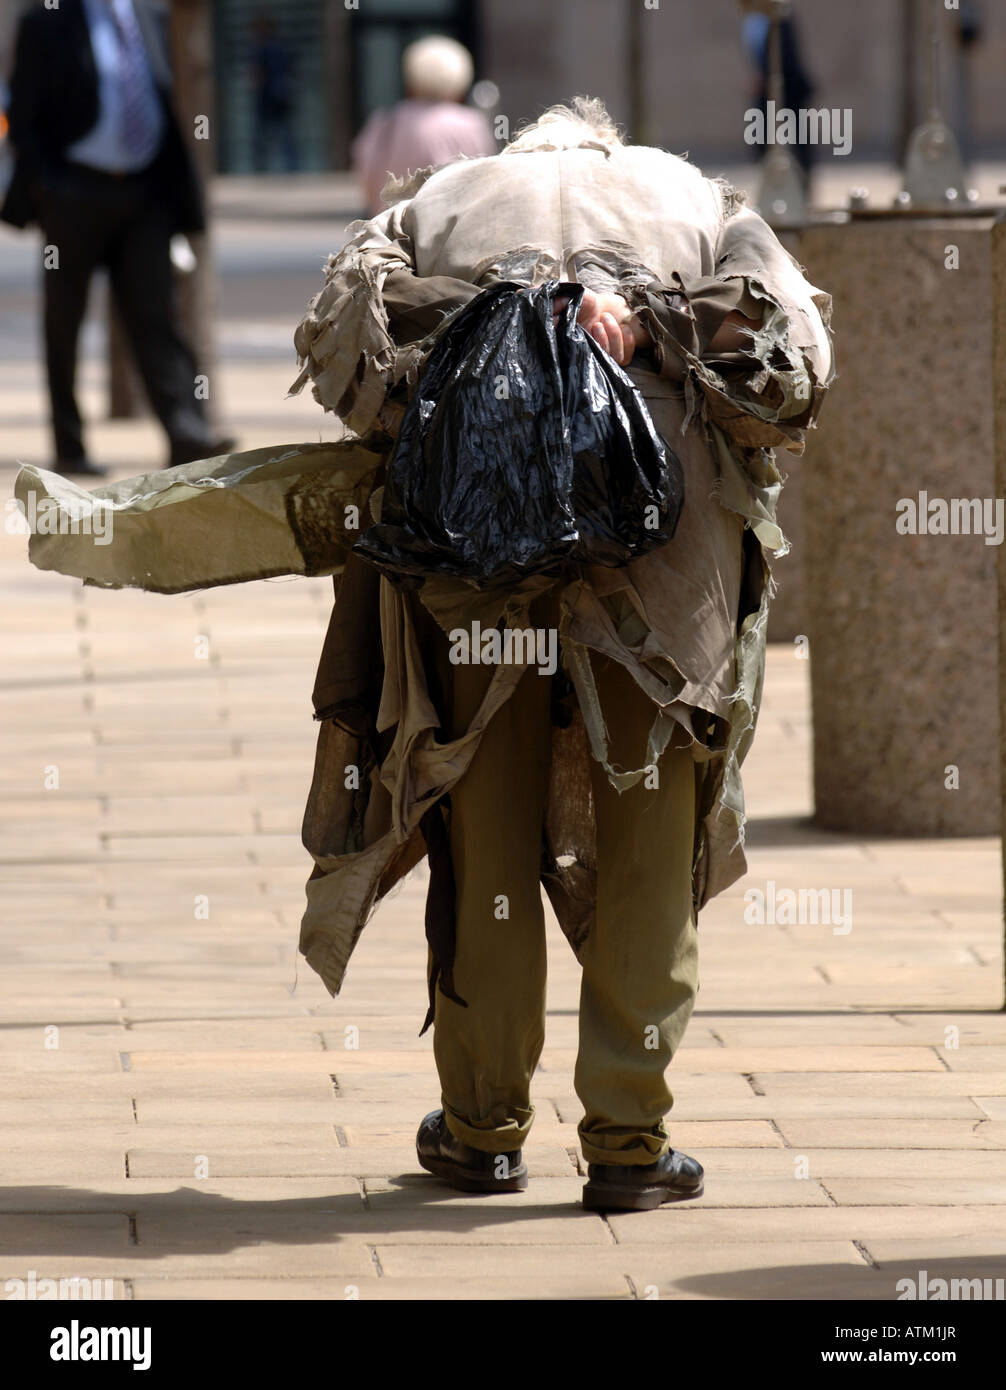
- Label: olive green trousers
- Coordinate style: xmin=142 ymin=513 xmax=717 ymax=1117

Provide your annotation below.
xmin=425 ymin=591 xmax=700 ymax=1167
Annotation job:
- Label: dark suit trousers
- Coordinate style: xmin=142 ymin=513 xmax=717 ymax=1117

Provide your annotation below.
xmin=38 ymin=162 xmax=211 ymax=463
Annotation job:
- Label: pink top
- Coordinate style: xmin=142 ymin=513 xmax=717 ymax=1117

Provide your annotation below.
xmin=351 ymin=99 xmax=496 ymax=215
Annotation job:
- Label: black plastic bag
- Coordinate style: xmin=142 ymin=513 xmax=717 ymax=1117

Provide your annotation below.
xmin=354 ymin=280 xmax=684 ymax=589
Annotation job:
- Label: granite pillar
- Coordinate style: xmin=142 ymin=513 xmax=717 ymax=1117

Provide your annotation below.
xmin=994 ymin=219 xmax=1006 ymax=991
xmin=797 ymin=215 xmax=1003 ymax=836
xmin=764 ymin=447 xmax=807 ymax=645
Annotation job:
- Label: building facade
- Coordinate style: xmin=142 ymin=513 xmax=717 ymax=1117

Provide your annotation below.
xmin=3 ymin=1 xmax=1005 ymax=176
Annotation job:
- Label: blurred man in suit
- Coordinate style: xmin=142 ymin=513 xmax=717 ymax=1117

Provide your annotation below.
xmin=2 ymin=0 xmax=232 ymax=476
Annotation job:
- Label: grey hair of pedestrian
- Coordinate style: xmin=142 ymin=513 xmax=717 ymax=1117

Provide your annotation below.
xmin=502 ymin=97 xmax=625 ymax=156
xmin=402 ymin=36 xmax=475 ymax=102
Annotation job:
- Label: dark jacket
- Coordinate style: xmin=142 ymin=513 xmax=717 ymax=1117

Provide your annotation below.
xmin=1 ymin=0 xmax=205 ymax=233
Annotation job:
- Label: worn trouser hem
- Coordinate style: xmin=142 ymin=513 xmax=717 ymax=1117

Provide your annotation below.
xmin=579 ymin=1129 xmax=671 ymax=1167
xmin=442 ymin=1101 xmax=534 ymax=1154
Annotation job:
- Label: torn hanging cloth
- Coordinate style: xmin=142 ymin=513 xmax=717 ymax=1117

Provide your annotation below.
xmin=290 ymin=142 xmax=833 ymax=997
xmin=14 ymin=140 xmax=834 ymax=1003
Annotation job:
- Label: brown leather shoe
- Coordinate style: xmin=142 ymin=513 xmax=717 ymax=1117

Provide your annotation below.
xmin=416 ymin=1109 xmax=527 ymax=1193
xmin=583 ymin=1148 xmax=704 ymax=1211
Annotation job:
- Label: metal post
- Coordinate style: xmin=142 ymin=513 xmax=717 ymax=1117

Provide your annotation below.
xmin=756 ymin=0 xmax=806 ymax=226
xmin=627 ymin=0 xmax=648 ymax=148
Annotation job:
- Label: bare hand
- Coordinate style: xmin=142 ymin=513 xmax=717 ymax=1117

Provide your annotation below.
xmin=551 ymin=288 xmax=651 ymax=366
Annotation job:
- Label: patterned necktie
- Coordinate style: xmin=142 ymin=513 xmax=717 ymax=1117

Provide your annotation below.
xmin=106 ymin=0 xmax=163 ymax=167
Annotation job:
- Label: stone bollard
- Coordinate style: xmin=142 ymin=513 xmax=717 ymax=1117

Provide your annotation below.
xmin=765 ymin=418 xmax=810 ymax=644
xmin=995 ymin=223 xmax=1006 ymax=950
xmin=797 ymin=214 xmax=1003 ymax=836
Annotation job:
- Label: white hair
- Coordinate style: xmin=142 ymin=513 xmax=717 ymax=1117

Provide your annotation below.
xmin=502 ymin=97 xmax=624 ymax=156
xmin=402 ymin=36 xmax=474 ymax=102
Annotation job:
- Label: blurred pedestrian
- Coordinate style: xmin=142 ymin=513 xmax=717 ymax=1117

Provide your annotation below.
xmin=1 ymin=0 xmax=233 ymax=477
xmin=351 ymin=35 xmax=495 ymax=218
xmin=740 ymin=0 xmax=815 ymax=188
xmin=0 ymin=80 xmax=11 ymax=197
xmin=250 ymin=15 xmax=296 ymax=173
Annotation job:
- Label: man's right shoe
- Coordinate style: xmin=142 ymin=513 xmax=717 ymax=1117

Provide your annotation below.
xmin=416 ymin=1109 xmax=528 ymax=1194
xmin=582 ymin=1148 xmax=704 ymax=1211
xmin=53 ymin=458 xmax=108 ymax=478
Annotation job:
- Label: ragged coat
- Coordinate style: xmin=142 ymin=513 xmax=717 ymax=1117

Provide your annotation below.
xmin=16 ymin=138 xmax=834 ymax=1000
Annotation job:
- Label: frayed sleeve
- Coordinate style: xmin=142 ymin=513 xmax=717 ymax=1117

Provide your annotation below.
xmin=637 ymin=204 xmax=834 ymax=455
xmin=289 ymin=204 xmax=416 ymax=436
xmin=289 ymin=203 xmax=481 ymax=436
xmin=382 ymin=268 xmax=483 ymax=346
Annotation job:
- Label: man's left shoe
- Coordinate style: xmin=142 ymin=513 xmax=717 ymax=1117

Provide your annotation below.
xmin=416 ymin=1109 xmax=528 ymax=1193
xmin=582 ymin=1148 xmax=704 ymax=1211
xmin=168 ymin=436 xmax=237 ymax=468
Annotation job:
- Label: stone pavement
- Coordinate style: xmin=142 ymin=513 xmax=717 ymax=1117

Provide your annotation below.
xmin=1 ymin=189 xmax=1004 ymax=1302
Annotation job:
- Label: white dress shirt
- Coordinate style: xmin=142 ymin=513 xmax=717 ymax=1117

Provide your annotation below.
xmin=66 ymin=0 xmax=165 ymax=173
